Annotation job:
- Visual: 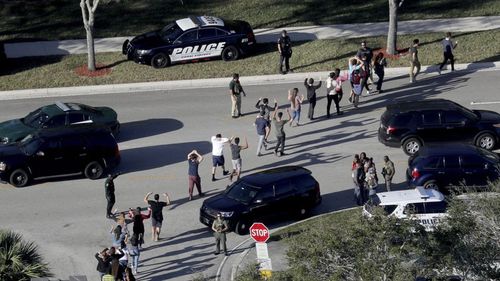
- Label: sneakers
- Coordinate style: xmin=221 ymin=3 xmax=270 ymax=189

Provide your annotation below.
xmin=348 ymin=97 xmax=352 ymax=103
xmin=223 ymin=170 xmax=229 ymax=176
xmin=438 ymin=68 xmax=442 ymax=75
xmin=212 ymin=175 xmax=216 ymax=182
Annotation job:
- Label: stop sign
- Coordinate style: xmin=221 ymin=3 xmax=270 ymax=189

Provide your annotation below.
xmin=249 ymin=222 xmax=269 ymax=243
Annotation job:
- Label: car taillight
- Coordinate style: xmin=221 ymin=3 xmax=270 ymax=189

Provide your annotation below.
xmin=386 ymin=126 xmax=396 ymax=134
xmin=411 ymin=168 xmax=420 ymax=180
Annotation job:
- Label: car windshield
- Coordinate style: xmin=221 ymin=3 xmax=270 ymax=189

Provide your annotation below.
xmin=158 ymin=22 xmax=183 ymax=43
xmin=18 ymin=134 xmax=42 ymax=156
xmin=225 ymin=181 xmax=259 ymax=204
xmin=22 ymin=109 xmax=49 ymax=128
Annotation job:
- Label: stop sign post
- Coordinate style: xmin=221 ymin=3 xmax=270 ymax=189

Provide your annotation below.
xmin=249 ymin=222 xmax=273 ymax=277
xmin=250 ymin=222 xmax=269 ymax=243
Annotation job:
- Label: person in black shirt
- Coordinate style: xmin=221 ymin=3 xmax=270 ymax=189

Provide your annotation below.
xmin=105 ymin=173 xmax=120 ymax=219
xmin=95 ymin=248 xmax=111 ymax=279
xmin=356 ymin=41 xmax=374 ymax=86
xmin=277 ymin=30 xmax=292 ymax=74
xmin=304 ymin=78 xmax=322 ymax=120
xmin=144 ymin=192 xmax=170 ymax=242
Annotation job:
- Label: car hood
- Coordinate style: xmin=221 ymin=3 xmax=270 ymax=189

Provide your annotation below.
xmin=474 ymin=110 xmax=500 ymax=122
xmin=0 ymin=119 xmax=34 ymax=143
xmin=0 ymin=143 xmax=23 ymax=158
xmin=131 ymin=31 xmax=167 ymax=49
xmin=204 ymin=193 xmax=247 ymax=213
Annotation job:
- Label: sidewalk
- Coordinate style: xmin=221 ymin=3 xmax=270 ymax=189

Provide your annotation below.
xmin=4 ymin=16 xmax=500 ymax=58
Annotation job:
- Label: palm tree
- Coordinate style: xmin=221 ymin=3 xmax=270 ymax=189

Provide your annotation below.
xmin=0 ymin=229 xmax=51 ymax=281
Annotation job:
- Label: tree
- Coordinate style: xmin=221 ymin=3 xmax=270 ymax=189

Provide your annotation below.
xmin=425 ymin=187 xmax=500 ymax=280
xmin=386 ymin=0 xmax=405 ymax=55
xmin=80 ymin=0 xmax=100 ymax=71
xmin=0 ymin=230 xmax=51 ymax=281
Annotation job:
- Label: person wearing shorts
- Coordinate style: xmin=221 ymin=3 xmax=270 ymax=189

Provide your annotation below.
xmin=144 ymin=192 xmax=170 ymax=242
xmin=229 ymin=137 xmax=248 ymax=182
xmin=211 ymin=134 xmax=233 ymax=181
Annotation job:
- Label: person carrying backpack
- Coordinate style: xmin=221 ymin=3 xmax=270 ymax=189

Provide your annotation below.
xmin=350 ymin=67 xmax=364 ymax=108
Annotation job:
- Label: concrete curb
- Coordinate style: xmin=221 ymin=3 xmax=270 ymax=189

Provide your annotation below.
xmin=1 ymin=62 xmax=499 ymax=101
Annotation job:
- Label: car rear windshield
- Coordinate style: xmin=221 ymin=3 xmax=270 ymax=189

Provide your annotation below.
xmin=225 ymin=181 xmax=259 ymax=204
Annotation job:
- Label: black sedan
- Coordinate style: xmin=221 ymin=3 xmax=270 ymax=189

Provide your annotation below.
xmin=0 ymin=101 xmax=120 ymax=144
xmin=122 ymin=15 xmax=256 ymax=68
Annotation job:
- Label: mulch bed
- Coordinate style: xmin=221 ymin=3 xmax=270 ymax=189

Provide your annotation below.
xmin=74 ymin=63 xmax=112 ymax=77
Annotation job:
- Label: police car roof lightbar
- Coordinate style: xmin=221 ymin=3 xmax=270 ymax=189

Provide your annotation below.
xmin=416 ymin=186 xmax=431 ymax=199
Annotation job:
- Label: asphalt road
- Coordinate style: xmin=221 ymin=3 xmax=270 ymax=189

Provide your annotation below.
xmin=0 ymin=68 xmax=499 ymax=281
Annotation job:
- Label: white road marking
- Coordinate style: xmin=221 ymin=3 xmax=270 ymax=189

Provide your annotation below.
xmin=470 ymin=101 xmax=500 ymax=105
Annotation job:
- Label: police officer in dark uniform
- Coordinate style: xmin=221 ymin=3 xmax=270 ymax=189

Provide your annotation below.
xmin=105 ymin=173 xmax=120 ymax=219
xmin=277 ymin=30 xmax=292 ymax=74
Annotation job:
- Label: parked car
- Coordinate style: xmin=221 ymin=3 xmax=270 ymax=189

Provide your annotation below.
xmin=363 ymin=187 xmax=448 ymax=231
xmin=122 ymin=15 xmax=256 ymax=68
xmin=0 ymin=127 xmax=120 ymax=187
xmin=378 ymin=99 xmax=500 ymax=155
xmin=199 ymin=166 xmax=322 ymax=234
xmin=0 ymin=101 xmax=120 ymax=144
xmin=407 ymin=144 xmax=500 ymax=193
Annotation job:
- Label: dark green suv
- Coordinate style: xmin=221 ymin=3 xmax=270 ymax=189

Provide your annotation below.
xmin=0 ymin=101 xmax=120 ymax=144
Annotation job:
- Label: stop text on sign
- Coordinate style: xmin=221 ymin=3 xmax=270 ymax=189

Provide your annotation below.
xmin=249 ymin=222 xmax=270 ymax=243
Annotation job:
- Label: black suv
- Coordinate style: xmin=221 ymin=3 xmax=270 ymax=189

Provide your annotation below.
xmin=378 ymin=99 xmax=500 ymax=155
xmin=407 ymin=144 xmax=500 ymax=192
xmin=0 ymin=127 xmax=120 ymax=187
xmin=123 ymin=15 xmax=256 ymax=68
xmin=199 ymin=166 xmax=321 ymax=235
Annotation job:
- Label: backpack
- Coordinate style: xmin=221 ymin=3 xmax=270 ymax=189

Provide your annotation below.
xmin=351 ymin=69 xmax=361 ymax=84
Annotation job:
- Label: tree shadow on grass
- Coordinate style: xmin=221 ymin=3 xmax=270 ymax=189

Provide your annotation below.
xmin=0 ymin=54 xmax=63 ymax=77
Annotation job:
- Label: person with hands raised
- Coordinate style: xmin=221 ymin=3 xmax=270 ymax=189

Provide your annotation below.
xmin=144 ymin=192 xmax=170 ymax=242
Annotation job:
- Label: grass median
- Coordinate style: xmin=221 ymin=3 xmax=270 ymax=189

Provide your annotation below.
xmin=1 ymin=0 xmax=499 ymax=41
xmin=1 ymin=29 xmax=499 ymax=91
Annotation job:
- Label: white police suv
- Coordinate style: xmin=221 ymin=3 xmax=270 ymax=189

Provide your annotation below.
xmin=122 ymin=16 xmax=256 ymax=68
xmin=363 ymin=187 xmax=448 ymax=231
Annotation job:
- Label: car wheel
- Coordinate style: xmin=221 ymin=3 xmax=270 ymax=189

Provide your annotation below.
xmin=9 ymin=169 xmax=30 ymax=187
xmin=221 ymin=46 xmax=240 ymax=61
xmin=475 ymin=132 xmax=496 ymax=150
xmin=402 ymin=137 xmax=422 ymax=156
xmin=423 ymin=180 xmax=439 ymax=191
xmin=84 ymin=161 xmax=104 ymax=180
xmin=235 ymin=219 xmax=250 ymax=235
xmin=151 ymin=53 xmax=169 ymax=69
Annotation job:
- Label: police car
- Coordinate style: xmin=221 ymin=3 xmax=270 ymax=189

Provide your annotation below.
xmin=122 ymin=16 xmax=256 ymax=68
xmin=363 ymin=187 xmax=448 ymax=231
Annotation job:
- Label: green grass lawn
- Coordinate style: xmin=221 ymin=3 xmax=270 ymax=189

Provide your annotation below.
xmin=1 ymin=0 xmax=499 ymax=41
xmin=270 ymin=208 xmax=360 ymax=241
xmin=1 ymin=30 xmax=498 ymax=91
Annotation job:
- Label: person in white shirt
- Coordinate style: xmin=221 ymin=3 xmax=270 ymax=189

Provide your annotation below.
xmin=211 ymin=134 xmax=233 ymax=181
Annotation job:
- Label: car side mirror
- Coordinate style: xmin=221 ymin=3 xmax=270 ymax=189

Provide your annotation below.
xmin=254 ymin=199 xmax=263 ymax=204
xmin=36 ymin=151 xmax=45 ymax=156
